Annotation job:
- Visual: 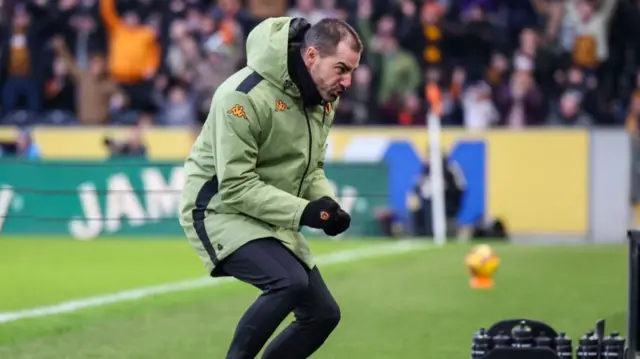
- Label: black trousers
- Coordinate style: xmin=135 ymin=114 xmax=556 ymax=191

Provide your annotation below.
xmin=219 ymin=238 xmax=341 ymax=359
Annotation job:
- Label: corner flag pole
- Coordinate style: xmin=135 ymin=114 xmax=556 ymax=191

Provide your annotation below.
xmin=426 ymin=82 xmax=447 ymax=246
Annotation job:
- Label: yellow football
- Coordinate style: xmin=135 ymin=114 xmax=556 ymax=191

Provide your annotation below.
xmin=465 ymin=244 xmax=500 ymax=278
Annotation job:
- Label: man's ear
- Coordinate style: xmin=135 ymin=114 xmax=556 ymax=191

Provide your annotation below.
xmin=304 ymin=46 xmax=319 ymax=63
xmin=308 ymin=46 xmax=317 ymax=59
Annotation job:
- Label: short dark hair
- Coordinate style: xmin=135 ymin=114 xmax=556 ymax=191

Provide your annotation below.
xmin=302 ymin=18 xmax=363 ymax=57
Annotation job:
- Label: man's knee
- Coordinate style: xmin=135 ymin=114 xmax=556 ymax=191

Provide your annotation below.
xmin=308 ymin=300 xmax=341 ymax=333
xmin=315 ymin=299 xmax=341 ymax=331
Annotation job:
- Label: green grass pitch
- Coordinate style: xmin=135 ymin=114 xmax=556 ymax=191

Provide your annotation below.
xmin=0 ymin=236 xmax=629 ymax=359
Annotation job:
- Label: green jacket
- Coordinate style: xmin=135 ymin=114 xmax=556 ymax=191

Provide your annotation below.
xmin=179 ymin=17 xmax=338 ymax=276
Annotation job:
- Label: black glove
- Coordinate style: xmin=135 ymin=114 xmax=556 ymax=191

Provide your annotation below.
xmin=300 ymin=196 xmax=340 ymax=229
xmin=323 ymin=209 xmax=351 ymax=236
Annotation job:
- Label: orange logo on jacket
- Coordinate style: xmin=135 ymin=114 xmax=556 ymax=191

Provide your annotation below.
xmin=324 ymin=102 xmax=333 ymax=114
xmin=275 ymin=100 xmax=289 ymax=112
xmin=227 ymin=104 xmax=248 ymax=120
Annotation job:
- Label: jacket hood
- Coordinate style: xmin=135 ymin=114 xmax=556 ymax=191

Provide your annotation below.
xmin=246 ymin=17 xmax=323 ymax=105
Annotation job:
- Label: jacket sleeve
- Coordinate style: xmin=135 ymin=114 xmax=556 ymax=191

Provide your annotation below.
xmin=100 ymin=0 xmax=122 ymax=32
xmin=213 ymin=91 xmax=309 ymax=230
xmin=303 ymin=143 xmax=337 ymax=201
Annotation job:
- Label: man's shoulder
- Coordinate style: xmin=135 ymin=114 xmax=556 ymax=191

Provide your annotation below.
xmin=215 ymin=67 xmax=276 ymax=100
xmin=214 ymin=67 xmax=252 ymax=97
xmin=214 ymin=68 xmax=287 ymax=116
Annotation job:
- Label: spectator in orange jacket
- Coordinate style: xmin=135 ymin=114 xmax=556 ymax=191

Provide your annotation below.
xmin=100 ymin=0 xmax=159 ymax=85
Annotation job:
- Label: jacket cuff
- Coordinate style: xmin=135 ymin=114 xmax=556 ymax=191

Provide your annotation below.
xmin=292 ymin=198 xmax=310 ymax=231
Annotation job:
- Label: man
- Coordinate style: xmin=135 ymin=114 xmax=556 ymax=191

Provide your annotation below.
xmin=178 ymin=16 xmax=363 ymax=359
xmin=100 ymin=0 xmax=159 ymax=112
xmin=409 ymin=151 xmax=466 ymax=237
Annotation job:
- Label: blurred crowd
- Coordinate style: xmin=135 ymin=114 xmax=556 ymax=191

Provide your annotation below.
xmin=2 ymin=0 xmax=640 ymax=133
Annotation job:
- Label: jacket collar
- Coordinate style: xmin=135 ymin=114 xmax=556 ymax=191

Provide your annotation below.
xmin=287 ymin=18 xmax=323 ymax=107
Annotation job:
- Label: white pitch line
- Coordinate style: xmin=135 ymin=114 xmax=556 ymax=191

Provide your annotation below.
xmin=0 ymin=240 xmax=430 ymax=324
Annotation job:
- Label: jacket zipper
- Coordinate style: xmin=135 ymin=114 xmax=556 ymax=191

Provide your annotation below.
xmin=297 ymin=107 xmax=313 ymax=197
xmin=296 ymin=106 xmax=327 ymax=197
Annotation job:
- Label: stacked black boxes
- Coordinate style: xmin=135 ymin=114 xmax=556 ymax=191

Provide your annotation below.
xmin=470 ymin=319 xmax=625 ymax=359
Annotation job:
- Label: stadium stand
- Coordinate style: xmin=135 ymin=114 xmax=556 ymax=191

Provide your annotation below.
xmin=0 ymin=0 xmax=638 ymax=132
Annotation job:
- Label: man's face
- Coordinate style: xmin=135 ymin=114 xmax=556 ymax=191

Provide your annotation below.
xmin=560 ymin=93 xmax=579 ymax=117
xmin=376 ymin=16 xmax=395 ymax=37
xmin=169 ymin=86 xmax=187 ymax=104
xmin=305 ymin=40 xmax=361 ymax=102
xmin=296 ymin=0 xmax=314 ymax=12
xmin=568 ymin=67 xmax=584 ymax=85
xmin=491 ymin=54 xmax=508 ymax=72
xmin=520 ymin=29 xmax=538 ymax=54
xmin=123 ymin=12 xmax=140 ymax=27
xmin=13 ymin=11 xmax=30 ymax=29
xmin=577 ymin=0 xmax=594 ymax=20
xmin=219 ymin=0 xmax=240 ymax=14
